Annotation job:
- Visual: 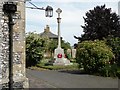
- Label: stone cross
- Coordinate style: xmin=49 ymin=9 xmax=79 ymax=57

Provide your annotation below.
xmin=54 ymin=8 xmax=72 ymax=66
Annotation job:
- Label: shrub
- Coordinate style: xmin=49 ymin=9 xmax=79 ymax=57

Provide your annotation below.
xmin=117 ymin=67 xmax=120 ymax=78
xmin=105 ymin=37 xmax=120 ymax=66
xmin=26 ymin=33 xmax=44 ymax=67
xmin=76 ymin=40 xmax=115 ymax=76
xmin=104 ymin=37 xmax=120 ymax=77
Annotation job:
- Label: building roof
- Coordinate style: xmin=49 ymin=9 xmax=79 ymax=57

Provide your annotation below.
xmin=40 ymin=25 xmax=58 ymax=39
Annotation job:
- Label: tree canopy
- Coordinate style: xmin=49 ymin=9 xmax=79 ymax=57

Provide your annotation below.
xmin=26 ymin=32 xmax=71 ymax=67
xmin=75 ymin=5 xmax=120 ymax=41
xmin=26 ymin=32 xmax=45 ymax=67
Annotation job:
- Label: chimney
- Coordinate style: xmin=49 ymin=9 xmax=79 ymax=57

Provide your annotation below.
xmin=44 ymin=25 xmax=50 ymax=32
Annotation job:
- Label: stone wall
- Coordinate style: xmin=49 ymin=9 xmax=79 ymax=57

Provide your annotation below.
xmin=0 ymin=0 xmax=29 ymax=89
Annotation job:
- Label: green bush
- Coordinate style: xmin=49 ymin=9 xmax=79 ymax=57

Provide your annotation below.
xmin=104 ymin=37 xmax=120 ymax=77
xmin=76 ymin=40 xmax=115 ymax=76
xmin=117 ymin=67 xmax=120 ymax=78
xmin=105 ymin=37 xmax=120 ymax=66
xmin=26 ymin=33 xmax=45 ymax=67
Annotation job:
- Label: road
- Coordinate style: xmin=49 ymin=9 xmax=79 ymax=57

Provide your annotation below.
xmin=26 ymin=69 xmax=118 ymax=88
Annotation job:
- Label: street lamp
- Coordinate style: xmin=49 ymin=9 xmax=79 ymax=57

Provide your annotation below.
xmin=26 ymin=2 xmax=53 ymax=17
xmin=56 ymin=8 xmax=62 ymax=48
xmin=45 ymin=6 xmax=53 ymax=17
xmin=3 ymin=2 xmax=17 ymax=90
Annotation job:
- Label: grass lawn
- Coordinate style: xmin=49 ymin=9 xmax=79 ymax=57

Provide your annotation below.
xmin=36 ymin=63 xmax=79 ymax=70
xmin=32 ymin=58 xmax=79 ymax=70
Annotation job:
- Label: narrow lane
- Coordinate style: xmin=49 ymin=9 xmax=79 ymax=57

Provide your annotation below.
xmin=27 ymin=69 xmax=118 ymax=88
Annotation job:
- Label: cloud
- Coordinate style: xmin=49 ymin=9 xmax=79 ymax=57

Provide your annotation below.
xmin=26 ymin=1 xmax=118 ymax=45
xmin=30 ymin=0 xmax=120 ymax=3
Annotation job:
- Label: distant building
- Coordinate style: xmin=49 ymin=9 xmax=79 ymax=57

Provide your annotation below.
xmin=40 ymin=25 xmax=58 ymax=39
xmin=40 ymin=25 xmax=63 ymax=58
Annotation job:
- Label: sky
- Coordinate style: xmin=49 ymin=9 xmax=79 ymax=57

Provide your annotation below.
xmin=26 ymin=0 xmax=120 ymax=46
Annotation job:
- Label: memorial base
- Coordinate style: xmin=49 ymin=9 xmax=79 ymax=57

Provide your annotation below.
xmin=54 ymin=47 xmax=72 ymax=66
xmin=53 ymin=58 xmax=72 ymax=66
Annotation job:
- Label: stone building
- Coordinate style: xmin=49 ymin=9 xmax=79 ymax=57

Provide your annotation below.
xmin=40 ymin=25 xmax=58 ymax=39
xmin=0 ymin=0 xmax=28 ymax=89
xmin=40 ymin=25 xmax=58 ymax=58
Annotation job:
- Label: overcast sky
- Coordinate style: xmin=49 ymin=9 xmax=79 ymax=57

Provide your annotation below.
xmin=26 ymin=0 xmax=119 ymax=46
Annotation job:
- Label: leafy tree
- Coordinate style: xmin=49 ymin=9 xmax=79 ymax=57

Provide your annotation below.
xmin=48 ymin=39 xmax=71 ymax=58
xmin=26 ymin=32 xmax=47 ymax=67
xmin=26 ymin=32 xmax=72 ymax=66
xmin=48 ymin=39 xmax=58 ymax=57
xmin=75 ymin=4 xmax=120 ymax=41
xmin=61 ymin=40 xmax=71 ymax=52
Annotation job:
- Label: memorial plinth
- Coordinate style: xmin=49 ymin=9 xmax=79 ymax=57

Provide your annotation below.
xmin=54 ymin=47 xmax=72 ymax=66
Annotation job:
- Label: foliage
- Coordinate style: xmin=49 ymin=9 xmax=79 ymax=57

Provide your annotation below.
xmin=61 ymin=40 xmax=71 ymax=57
xmin=105 ymin=37 xmax=120 ymax=66
xmin=76 ymin=40 xmax=115 ymax=76
xmin=26 ymin=32 xmax=72 ymax=67
xmin=48 ymin=39 xmax=71 ymax=58
xmin=26 ymin=32 xmax=48 ymax=67
xmin=36 ymin=58 xmax=79 ymax=70
xmin=74 ymin=4 xmax=120 ymax=77
xmin=104 ymin=37 xmax=120 ymax=77
xmin=75 ymin=4 xmax=120 ymax=41
xmin=48 ymin=39 xmax=57 ymax=54
xmin=117 ymin=66 xmax=120 ymax=78
xmin=61 ymin=40 xmax=71 ymax=50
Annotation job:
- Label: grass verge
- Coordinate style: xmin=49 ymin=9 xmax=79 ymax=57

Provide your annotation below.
xmin=36 ymin=63 xmax=79 ymax=70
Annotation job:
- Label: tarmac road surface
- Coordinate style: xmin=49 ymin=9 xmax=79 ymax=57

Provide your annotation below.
xmin=26 ymin=69 xmax=118 ymax=89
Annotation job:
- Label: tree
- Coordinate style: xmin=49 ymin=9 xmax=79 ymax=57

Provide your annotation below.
xmin=26 ymin=32 xmax=72 ymax=66
xmin=61 ymin=40 xmax=71 ymax=51
xmin=26 ymin=32 xmax=47 ymax=67
xmin=75 ymin=5 xmax=120 ymax=41
xmin=48 ymin=39 xmax=57 ymax=57
xmin=48 ymin=39 xmax=71 ymax=58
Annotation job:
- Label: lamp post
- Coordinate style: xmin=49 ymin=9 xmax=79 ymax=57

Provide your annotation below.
xmin=45 ymin=6 xmax=53 ymax=17
xmin=56 ymin=8 xmax=62 ymax=48
xmin=26 ymin=1 xmax=53 ymax=17
xmin=3 ymin=2 xmax=17 ymax=90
